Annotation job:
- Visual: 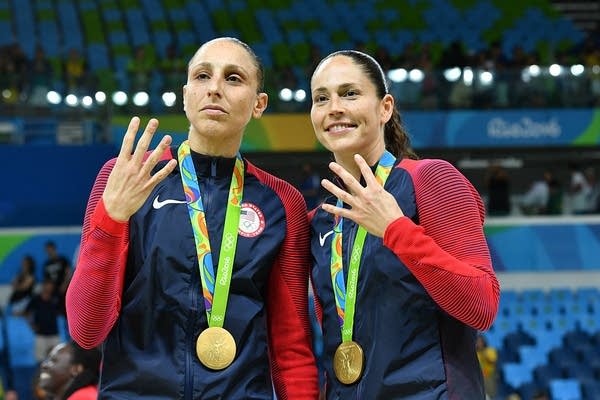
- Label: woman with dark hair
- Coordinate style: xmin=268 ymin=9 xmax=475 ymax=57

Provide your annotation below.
xmin=66 ymin=37 xmax=317 ymax=398
xmin=38 ymin=341 xmax=101 ymax=400
xmin=8 ymin=255 xmax=36 ymax=314
xmin=308 ymin=50 xmax=499 ymax=399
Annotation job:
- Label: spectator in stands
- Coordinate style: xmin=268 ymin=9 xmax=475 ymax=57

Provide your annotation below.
xmin=27 ymin=46 xmax=53 ymax=107
xmin=568 ymin=162 xmax=592 ymax=214
xmin=485 ymin=163 xmax=511 ymax=216
xmin=159 ymin=43 xmax=186 ymax=93
xmin=42 ymin=241 xmax=71 ymax=314
xmin=519 ymin=171 xmax=553 ymax=215
xmin=8 ymin=254 xmax=36 ymax=315
xmin=38 ymin=340 xmax=101 ymax=400
xmin=476 ymin=334 xmax=498 ymax=399
xmin=66 ymin=37 xmax=317 ymax=399
xmin=127 ymin=45 xmax=154 ymax=92
xmin=308 ymin=50 xmax=499 ymax=398
xmin=26 ymin=279 xmax=61 ymax=363
xmin=64 ymin=48 xmax=87 ymax=94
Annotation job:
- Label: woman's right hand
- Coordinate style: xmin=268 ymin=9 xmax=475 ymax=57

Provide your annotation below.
xmin=102 ymin=117 xmax=178 ymax=222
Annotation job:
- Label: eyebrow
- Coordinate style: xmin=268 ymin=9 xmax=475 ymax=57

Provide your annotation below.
xmin=190 ymin=62 xmax=249 ymax=76
xmin=312 ymin=82 xmax=355 ymax=93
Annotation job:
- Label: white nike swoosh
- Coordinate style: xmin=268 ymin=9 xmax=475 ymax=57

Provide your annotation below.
xmin=319 ymin=230 xmax=334 ymax=247
xmin=153 ymin=195 xmax=187 ymax=209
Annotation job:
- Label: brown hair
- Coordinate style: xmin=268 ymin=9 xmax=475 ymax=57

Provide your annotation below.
xmin=313 ymin=50 xmax=418 ymax=160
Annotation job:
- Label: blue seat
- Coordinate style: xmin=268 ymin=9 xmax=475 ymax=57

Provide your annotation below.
xmin=533 ymin=364 xmax=563 ymax=388
xmin=550 ymin=379 xmax=582 ymax=400
xmin=549 ymin=348 xmax=579 ymax=370
xmin=6 ymin=316 xmax=36 ymax=367
xmin=518 ymin=345 xmax=547 ymax=370
xmin=502 ymin=363 xmax=533 ymax=390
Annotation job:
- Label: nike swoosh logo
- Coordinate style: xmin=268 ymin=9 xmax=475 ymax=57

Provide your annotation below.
xmin=153 ymin=195 xmax=187 ymax=209
xmin=319 ymin=230 xmax=334 ymax=247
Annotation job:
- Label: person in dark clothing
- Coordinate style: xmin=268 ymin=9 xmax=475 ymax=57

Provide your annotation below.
xmin=486 ymin=163 xmax=511 ymax=216
xmin=26 ymin=279 xmax=61 ymax=362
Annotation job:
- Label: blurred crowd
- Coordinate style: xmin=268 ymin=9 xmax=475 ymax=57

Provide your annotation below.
xmin=1 ymin=30 xmax=599 ymax=112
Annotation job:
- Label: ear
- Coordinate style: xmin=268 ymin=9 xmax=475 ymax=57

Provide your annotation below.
xmin=182 ymin=85 xmax=187 ymax=112
xmin=252 ymin=92 xmax=268 ymax=119
xmin=380 ymin=93 xmax=394 ymax=125
xmin=70 ymin=364 xmax=84 ymax=377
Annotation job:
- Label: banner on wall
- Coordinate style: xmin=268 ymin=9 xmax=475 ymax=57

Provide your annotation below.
xmin=112 ymin=108 xmax=600 ymax=151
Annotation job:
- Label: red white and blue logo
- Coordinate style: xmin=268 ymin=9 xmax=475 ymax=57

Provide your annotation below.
xmin=238 ymin=203 xmax=266 ymax=238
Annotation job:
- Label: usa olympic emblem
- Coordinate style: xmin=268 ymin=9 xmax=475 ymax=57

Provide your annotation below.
xmin=238 ymin=203 xmax=265 ymax=238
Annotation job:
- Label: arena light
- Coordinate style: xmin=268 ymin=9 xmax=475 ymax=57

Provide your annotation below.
xmin=133 ymin=91 xmax=149 ymax=107
xmin=279 ymin=88 xmax=292 ymax=102
xmin=112 ymin=91 xmax=128 ymax=106
xmin=570 ymin=64 xmax=585 ymax=76
xmin=293 ymin=89 xmax=306 ymax=102
xmin=408 ymin=69 xmax=424 ymax=83
xmin=46 ymin=90 xmax=62 ymax=105
xmin=528 ymin=65 xmax=541 ymax=77
xmin=95 ymin=91 xmax=107 ymax=104
xmin=463 ymin=67 xmax=474 ymax=86
xmin=443 ymin=67 xmax=461 ymax=82
xmin=479 ymin=71 xmax=494 ymax=86
xmin=387 ymin=68 xmax=407 ymax=83
xmin=593 ymin=65 xmax=600 ymax=74
xmin=65 ymin=94 xmax=79 ymax=107
xmin=81 ymin=95 xmax=93 ymax=108
xmin=162 ymin=92 xmax=176 ymax=107
xmin=549 ymin=64 xmax=563 ymax=77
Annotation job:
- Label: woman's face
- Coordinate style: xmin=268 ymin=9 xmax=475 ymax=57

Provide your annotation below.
xmin=183 ymin=39 xmax=267 ymax=144
xmin=39 ymin=343 xmax=73 ymax=396
xmin=310 ymin=55 xmax=392 ymax=157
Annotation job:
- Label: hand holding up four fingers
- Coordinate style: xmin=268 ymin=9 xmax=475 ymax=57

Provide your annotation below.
xmin=102 ymin=117 xmax=178 ymax=222
xmin=321 ymin=154 xmax=404 ymax=238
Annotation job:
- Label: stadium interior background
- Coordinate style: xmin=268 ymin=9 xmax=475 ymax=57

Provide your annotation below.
xmin=0 ymin=0 xmax=600 ymax=399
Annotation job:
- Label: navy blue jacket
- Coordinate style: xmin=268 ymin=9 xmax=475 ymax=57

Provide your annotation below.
xmin=67 ymin=150 xmax=317 ymax=399
xmin=311 ymin=159 xmax=497 ymax=399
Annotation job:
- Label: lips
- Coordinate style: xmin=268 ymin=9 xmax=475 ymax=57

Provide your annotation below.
xmin=325 ymin=122 xmax=357 ymax=133
xmin=201 ymin=104 xmax=227 ymax=113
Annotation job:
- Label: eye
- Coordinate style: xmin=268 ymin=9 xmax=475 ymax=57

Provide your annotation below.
xmin=343 ymin=89 xmax=358 ymax=97
xmin=196 ymin=72 xmax=210 ymax=80
xmin=313 ymin=94 xmax=328 ymax=103
xmin=226 ymin=74 xmax=242 ymax=82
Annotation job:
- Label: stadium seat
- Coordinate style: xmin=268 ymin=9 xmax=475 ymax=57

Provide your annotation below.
xmin=503 ymin=363 xmax=533 ymax=390
xmin=518 ymin=345 xmax=547 ymax=370
xmin=549 ymin=378 xmax=582 ymax=400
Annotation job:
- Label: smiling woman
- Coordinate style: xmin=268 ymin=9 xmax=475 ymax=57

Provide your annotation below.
xmin=66 ymin=37 xmax=318 ymax=399
xmin=308 ymin=50 xmax=499 ymax=399
xmin=38 ymin=341 xmax=101 ymax=400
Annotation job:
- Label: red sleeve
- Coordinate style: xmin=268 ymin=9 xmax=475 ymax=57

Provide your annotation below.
xmin=250 ymin=163 xmax=319 ymax=400
xmin=383 ymin=159 xmax=499 ymax=331
xmin=66 ymin=149 xmax=173 ymax=349
xmin=66 ymin=158 xmax=129 ymax=349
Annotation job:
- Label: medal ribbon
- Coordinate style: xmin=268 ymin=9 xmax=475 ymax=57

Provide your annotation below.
xmin=178 ymin=141 xmax=244 ymax=328
xmin=330 ymin=150 xmax=395 ymax=342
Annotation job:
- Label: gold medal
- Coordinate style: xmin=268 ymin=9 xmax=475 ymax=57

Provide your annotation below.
xmin=333 ymin=341 xmax=364 ymax=384
xmin=196 ymin=327 xmax=236 ymax=370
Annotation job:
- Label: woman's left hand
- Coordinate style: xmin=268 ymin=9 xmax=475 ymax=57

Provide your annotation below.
xmin=321 ymin=154 xmax=404 ymax=237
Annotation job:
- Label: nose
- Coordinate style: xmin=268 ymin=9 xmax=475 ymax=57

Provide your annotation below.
xmin=328 ymin=95 xmax=344 ymax=116
xmin=207 ymin=76 xmax=222 ymax=98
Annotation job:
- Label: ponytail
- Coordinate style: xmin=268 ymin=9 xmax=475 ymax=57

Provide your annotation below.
xmin=384 ymin=108 xmax=418 ymax=160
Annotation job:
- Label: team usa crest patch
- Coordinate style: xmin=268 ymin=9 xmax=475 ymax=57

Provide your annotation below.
xmin=238 ymin=203 xmax=265 ymax=237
